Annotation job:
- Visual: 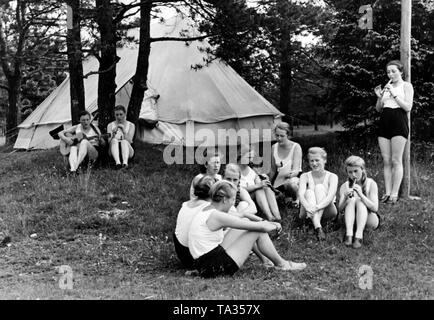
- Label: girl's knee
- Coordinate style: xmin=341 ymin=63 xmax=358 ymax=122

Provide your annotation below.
xmin=366 ymin=213 xmax=379 ymax=230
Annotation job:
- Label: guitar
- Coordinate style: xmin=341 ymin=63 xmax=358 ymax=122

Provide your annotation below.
xmin=59 ymin=132 xmax=110 ymax=156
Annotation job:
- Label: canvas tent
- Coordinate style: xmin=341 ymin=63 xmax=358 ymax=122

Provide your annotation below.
xmin=14 ymin=16 xmax=283 ymax=150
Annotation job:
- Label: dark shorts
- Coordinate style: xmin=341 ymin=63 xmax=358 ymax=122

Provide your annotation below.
xmin=194 ymin=245 xmax=239 ymax=278
xmin=173 ymin=233 xmax=195 ymax=269
xmin=378 ymin=108 xmax=409 ymax=139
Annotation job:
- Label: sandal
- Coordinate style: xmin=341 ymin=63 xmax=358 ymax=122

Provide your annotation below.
xmin=386 ymin=196 xmax=399 ymax=204
xmin=380 ymin=194 xmax=390 ymax=203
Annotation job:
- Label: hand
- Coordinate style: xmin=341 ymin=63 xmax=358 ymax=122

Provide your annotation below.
xmin=305 ymin=204 xmax=318 ymax=216
xmin=260 ymin=180 xmax=271 ymax=188
xmin=117 ymin=124 xmax=125 ymax=132
xmin=384 ymin=83 xmax=397 ymax=97
xmin=352 ymin=184 xmax=363 ymax=196
xmin=374 ymin=85 xmax=383 ymax=98
xmin=345 ymin=190 xmax=355 ymax=199
xmin=267 ymin=221 xmax=282 ymax=234
xmin=66 ymin=138 xmax=74 ymax=146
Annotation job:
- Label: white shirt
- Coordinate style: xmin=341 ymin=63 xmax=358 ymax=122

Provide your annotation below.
xmin=174 ymin=200 xmax=209 ymax=247
xmin=381 ymin=82 xmax=405 ymax=109
xmin=188 ymin=208 xmax=224 ymax=259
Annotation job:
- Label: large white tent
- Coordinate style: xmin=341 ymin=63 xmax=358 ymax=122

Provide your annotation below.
xmin=14 ymin=16 xmax=283 ymax=150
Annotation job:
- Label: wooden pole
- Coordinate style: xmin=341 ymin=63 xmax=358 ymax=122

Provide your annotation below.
xmin=400 ymin=0 xmax=414 ymax=198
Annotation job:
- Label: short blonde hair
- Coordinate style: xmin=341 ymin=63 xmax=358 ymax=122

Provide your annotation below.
xmin=209 ymin=180 xmax=237 ymax=202
xmin=308 ymin=147 xmax=327 ymax=160
xmin=344 ymin=155 xmax=365 ymax=170
xmin=274 ymin=122 xmax=291 ymax=137
xmin=224 ymin=163 xmax=241 ymax=179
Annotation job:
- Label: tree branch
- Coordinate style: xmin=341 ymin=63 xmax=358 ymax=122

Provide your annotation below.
xmin=150 ymin=34 xmax=213 ymax=43
xmin=82 ymin=58 xmax=119 ymax=79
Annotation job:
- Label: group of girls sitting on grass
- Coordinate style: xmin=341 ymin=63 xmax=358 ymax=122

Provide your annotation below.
xmin=174 ymin=122 xmax=382 ymax=277
xmin=58 ymin=106 xmax=135 ymax=174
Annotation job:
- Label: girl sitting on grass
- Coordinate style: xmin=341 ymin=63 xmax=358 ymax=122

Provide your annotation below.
xmin=189 ymin=151 xmax=222 ymax=200
xmin=174 ymin=175 xmax=217 ymax=269
xmin=298 ymin=147 xmax=338 ymax=241
xmin=238 ymin=149 xmax=281 ymax=221
xmin=188 ymin=180 xmax=307 ymax=278
xmin=107 ymin=105 xmax=135 ymax=169
xmin=338 ymin=156 xmax=380 ymax=249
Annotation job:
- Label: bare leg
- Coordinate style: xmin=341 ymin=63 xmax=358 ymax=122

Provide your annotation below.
xmin=254 ymin=189 xmax=274 ymax=220
xmin=366 ymin=213 xmax=379 ymax=230
xmin=354 ymin=199 xmax=369 ymax=239
xmin=378 ymin=137 xmax=392 ymax=196
xmin=110 ymin=138 xmax=121 ymax=165
xmin=69 ymin=146 xmax=78 ymax=171
xmin=344 ymin=198 xmax=356 ymax=236
xmin=312 ymin=184 xmax=327 ymax=229
xmin=390 ymin=136 xmax=407 ymax=198
xmin=264 ymin=187 xmax=281 ymax=219
xmin=76 ymin=140 xmax=90 ymax=168
xmin=120 ymin=140 xmax=133 ymax=165
xmin=299 ymin=189 xmax=316 ymax=219
xmin=221 ymin=229 xmax=286 ymax=268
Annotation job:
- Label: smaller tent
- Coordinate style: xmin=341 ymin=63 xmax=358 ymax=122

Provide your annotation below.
xmin=14 ymin=16 xmax=283 ymax=150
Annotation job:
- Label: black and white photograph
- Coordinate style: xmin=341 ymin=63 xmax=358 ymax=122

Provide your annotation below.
xmin=0 ymin=0 xmax=433 ymax=304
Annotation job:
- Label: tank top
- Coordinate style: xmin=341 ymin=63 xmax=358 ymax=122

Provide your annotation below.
xmin=174 ymin=200 xmax=209 ymax=247
xmin=273 ymin=142 xmax=301 ymax=188
xmin=75 ymin=124 xmax=100 ymax=146
xmin=341 ymin=178 xmax=375 ymax=211
xmin=381 ymin=82 xmax=405 ymax=109
xmin=188 ymin=209 xmax=224 ymax=259
xmin=307 ymin=171 xmax=332 ymax=191
xmin=240 ymin=166 xmax=257 ymax=189
xmin=107 ymin=121 xmax=133 ymax=141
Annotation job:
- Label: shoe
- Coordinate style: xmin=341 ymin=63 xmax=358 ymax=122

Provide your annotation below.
xmin=291 ymin=200 xmax=300 ymax=209
xmin=115 ymin=164 xmax=122 ymax=170
xmin=344 ymin=235 xmax=353 ymax=247
xmin=380 ymin=194 xmax=390 ymax=203
xmin=315 ymin=227 xmax=326 ymax=241
xmin=69 ymin=170 xmax=78 ymax=176
xmin=121 ymin=164 xmax=128 ymax=170
xmin=275 ymin=260 xmax=307 ymax=271
xmin=352 ymin=238 xmax=363 ymax=249
xmin=386 ymin=196 xmax=399 ymax=204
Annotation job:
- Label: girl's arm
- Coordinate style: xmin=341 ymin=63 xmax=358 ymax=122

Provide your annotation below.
xmin=242 ymin=175 xmax=265 ymax=193
xmin=268 ymin=154 xmax=277 ymax=184
xmin=126 ymin=122 xmax=135 ymax=144
xmin=207 ymin=210 xmax=278 ymax=233
xmin=237 ymin=188 xmax=257 ymax=215
xmin=375 ymin=97 xmax=383 ymax=112
xmin=338 ymin=183 xmax=349 ymax=212
xmin=316 ymin=173 xmax=338 ymax=210
xmin=289 ymin=143 xmax=302 ymax=178
xmin=394 ymin=82 xmax=414 ymax=112
xmin=189 ymin=175 xmax=201 ymax=200
xmin=353 ymin=180 xmax=379 ymax=212
xmin=298 ymin=173 xmax=311 ymax=209
xmin=59 ymin=126 xmax=77 ymax=143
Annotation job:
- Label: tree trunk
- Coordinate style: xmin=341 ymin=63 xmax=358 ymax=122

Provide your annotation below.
xmin=66 ymin=0 xmax=85 ymax=125
xmin=277 ymin=2 xmax=292 ymax=118
xmin=6 ymin=77 xmax=19 ymax=144
xmin=127 ymin=0 xmax=152 ymax=123
xmin=96 ymin=0 xmax=117 ymax=133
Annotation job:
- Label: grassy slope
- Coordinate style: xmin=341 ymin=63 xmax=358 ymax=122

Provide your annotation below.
xmin=0 ymin=136 xmax=433 ymax=300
